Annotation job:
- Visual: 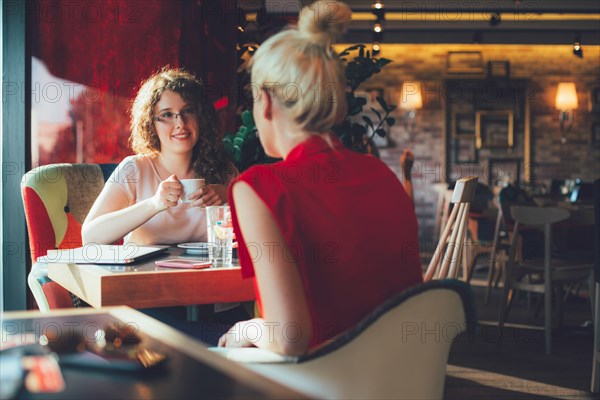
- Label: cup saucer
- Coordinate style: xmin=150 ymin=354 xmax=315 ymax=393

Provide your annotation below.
xmin=177 ymin=242 xmax=211 ymax=255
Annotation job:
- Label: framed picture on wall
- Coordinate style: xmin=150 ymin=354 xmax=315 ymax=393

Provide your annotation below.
xmin=590 ymin=87 xmax=600 ymax=113
xmin=476 ymin=110 xmax=514 ymax=149
xmin=455 ymin=139 xmax=478 ymax=163
xmin=593 ymin=87 xmax=600 ymax=104
xmin=487 ymin=61 xmax=510 ymax=79
xmin=446 ymin=51 xmax=484 ymax=75
xmin=487 ymin=158 xmax=522 ymax=186
xmin=592 ymin=122 xmax=600 ymax=147
xmin=451 ymin=111 xmax=476 ymax=138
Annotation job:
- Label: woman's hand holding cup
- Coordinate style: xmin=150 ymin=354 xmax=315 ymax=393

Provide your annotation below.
xmin=189 ymin=184 xmax=228 ymax=208
xmin=152 ymin=174 xmax=183 ymax=211
xmin=180 ymin=178 xmax=206 ymax=204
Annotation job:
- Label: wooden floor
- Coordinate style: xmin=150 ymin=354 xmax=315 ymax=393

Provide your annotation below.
xmin=444 ymin=272 xmax=595 ymax=399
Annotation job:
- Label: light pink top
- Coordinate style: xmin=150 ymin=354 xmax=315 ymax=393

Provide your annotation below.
xmin=106 ymin=155 xmax=206 ymax=245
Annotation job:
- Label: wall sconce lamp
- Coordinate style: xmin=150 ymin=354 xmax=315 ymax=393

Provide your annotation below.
xmin=399 ymin=81 xmax=423 ymax=139
xmin=555 ymin=82 xmax=578 ymax=144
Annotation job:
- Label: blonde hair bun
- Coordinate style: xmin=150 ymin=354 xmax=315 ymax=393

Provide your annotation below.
xmin=298 ymin=1 xmax=352 ymax=47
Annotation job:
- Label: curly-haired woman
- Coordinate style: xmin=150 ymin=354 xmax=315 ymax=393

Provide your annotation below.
xmin=83 ymin=68 xmax=237 ymax=245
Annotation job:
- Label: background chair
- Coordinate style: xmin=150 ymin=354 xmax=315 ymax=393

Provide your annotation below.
xmin=498 ymin=206 xmax=593 ymax=355
xmin=484 ymin=184 xmax=538 ymax=304
xmin=591 ymin=178 xmax=599 ymax=393
xmin=212 ymin=279 xmax=476 ymax=400
xmin=425 ymin=176 xmax=478 ymax=281
xmin=432 ymin=184 xmax=453 ymax=243
xmin=420 ymin=183 xmax=451 ymax=268
xmin=463 ymin=182 xmax=497 ymax=283
xmin=22 ymin=163 xmax=118 ymax=311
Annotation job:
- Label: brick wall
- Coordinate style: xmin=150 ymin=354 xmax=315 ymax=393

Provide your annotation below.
xmin=337 ymin=44 xmax=600 ymax=240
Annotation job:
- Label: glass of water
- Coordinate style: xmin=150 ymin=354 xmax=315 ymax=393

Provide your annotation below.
xmin=206 ymin=206 xmax=233 ymax=267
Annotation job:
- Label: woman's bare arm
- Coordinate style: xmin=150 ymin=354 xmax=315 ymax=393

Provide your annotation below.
xmin=218 ymin=181 xmax=312 ymax=356
xmin=82 ymin=175 xmax=182 ymax=245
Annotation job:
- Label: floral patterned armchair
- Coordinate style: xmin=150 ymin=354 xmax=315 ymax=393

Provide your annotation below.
xmin=21 ymin=163 xmax=118 ymax=310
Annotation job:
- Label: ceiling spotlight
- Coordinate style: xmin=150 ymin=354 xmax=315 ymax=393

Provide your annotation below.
xmin=373 ymin=22 xmax=383 ymax=33
xmin=373 ymin=43 xmax=381 ymax=55
xmin=573 ymin=40 xmax=583 ymax=58
xmin=372 ymin=1 xmax=384 ymax=10
xmin=489 ymin=12 xmax=501 ymax=26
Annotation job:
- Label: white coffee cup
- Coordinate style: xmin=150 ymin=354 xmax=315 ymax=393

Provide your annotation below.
xmin=180 ymin=178 xmax=205 ymax=203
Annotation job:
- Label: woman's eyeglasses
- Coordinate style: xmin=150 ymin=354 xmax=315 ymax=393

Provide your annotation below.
xmin=154 ymin=108 xmax=197 ymax=124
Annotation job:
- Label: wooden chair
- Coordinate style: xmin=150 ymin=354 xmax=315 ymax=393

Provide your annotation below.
xmin=211 ymin=279 xmax=476 ymax=400
xmin=483 ymin=199 xmax=527 ymax=304
xmin=498 ymin=206 xmax=593 ymax=355
xmin=433 ymin=185 xmax=453 ymax=242
xmin=464 ymin=206 xmax=499 ymax=284
xmin=424 ymin=177 xmax=478 ymax=281
xmin=591 ymin=178 xmax=599 ymax=393
xmin=420 ymin=184 xmax=451 ymax=267
xmin=483 ymin=203 xmax=510 ymax=304
xmin=484 ymin=185 xmax=539 ymax=304
xmin=21 ymin=163 xmax=118 ymax=311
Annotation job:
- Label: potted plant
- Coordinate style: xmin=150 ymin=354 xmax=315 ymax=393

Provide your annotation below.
xmin=223 ymin=44 xmax=396 ymax=172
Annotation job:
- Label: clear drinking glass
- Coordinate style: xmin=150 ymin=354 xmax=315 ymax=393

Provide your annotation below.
xmin=206 ymin=205 xmax=233 ymax=267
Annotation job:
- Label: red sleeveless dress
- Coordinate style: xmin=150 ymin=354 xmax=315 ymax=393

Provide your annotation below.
xmin=229 ymin=135 xmax=423 ymax=347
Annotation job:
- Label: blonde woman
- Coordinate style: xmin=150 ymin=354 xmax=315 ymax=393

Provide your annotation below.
xmin=83 ymin=69 xmax=237 ymax=245
xmin=218 ymin=1 xmax=423 ymax=355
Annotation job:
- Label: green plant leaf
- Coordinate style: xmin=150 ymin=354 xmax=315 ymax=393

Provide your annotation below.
xmin=241 ymin=110 xmax=254 ymax=126
xmin=348 ymin=95 xmax=366 ymax=116
xmin=354 ymin=96 xmax=367 ymax=106
xmin=339 ymin=44 xmax=362 ymax=57
xmin=227 ymin=43 xmax=395 ymax=167
xmin=375 ymin=128 xmax=386 ymax=137
xmin=376 ymin=96 xmax=388 ymax=111
xmin=370 ymin=107 xmax=382 ymax=120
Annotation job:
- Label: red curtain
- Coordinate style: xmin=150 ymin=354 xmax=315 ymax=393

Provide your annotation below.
xmin=30 ymin=0 xmax=237 ymax=164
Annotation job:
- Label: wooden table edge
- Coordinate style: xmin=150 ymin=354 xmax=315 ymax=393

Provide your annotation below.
xmin=1 ymin=307 xmax=306 ymax=399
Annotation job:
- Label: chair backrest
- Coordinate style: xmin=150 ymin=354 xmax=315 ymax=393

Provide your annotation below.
xmin=425 ymin=177 xmax=478 ymax=281
xmin=22 ymin=163 xmax=117 ymax=309
xmin=594 ymin=179 xmax=600 ymax=286
xmin=437 ymin=188 xmax=454 ymax=240
xmin=498 ymin=184 xmax=537 ymax=227
xmin=508 ymin=206 xmax=570 ymax=266
xmin=431 ymin=183 xmax=451 ymax=242
xmin=223 ymin=280 xmax=476 ymax=400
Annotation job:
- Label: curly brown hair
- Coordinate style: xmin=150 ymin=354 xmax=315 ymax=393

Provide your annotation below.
xmin=129 ymin=68 xmax=235 ymax=184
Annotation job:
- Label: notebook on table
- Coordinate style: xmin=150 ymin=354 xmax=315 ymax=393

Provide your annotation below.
xmin=41 ymin=245 xmax=169 ymax=265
